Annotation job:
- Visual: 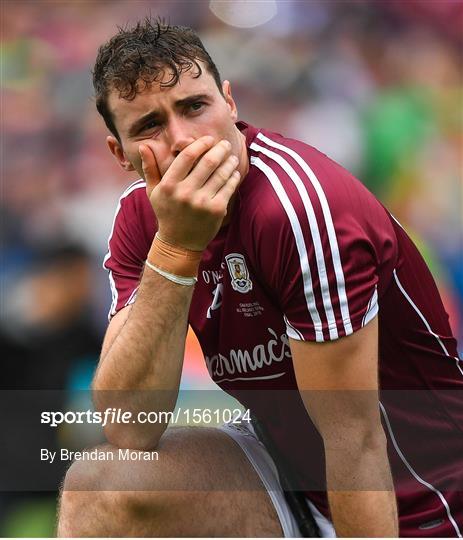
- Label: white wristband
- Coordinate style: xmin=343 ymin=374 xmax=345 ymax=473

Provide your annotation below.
xmin=145 ymin=260 xmax=198 ymax=286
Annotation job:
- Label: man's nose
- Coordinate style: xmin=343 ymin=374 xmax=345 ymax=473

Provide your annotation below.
xmin=167 ymin=117 xmax=195 ymax=157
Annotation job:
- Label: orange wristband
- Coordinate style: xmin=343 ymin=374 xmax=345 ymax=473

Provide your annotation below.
xmin=147 ymin=234 xmax=203 ymax=278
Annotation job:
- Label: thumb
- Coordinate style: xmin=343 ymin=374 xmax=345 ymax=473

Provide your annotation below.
xmin=139 ymin=144 xmax=161 ymax=198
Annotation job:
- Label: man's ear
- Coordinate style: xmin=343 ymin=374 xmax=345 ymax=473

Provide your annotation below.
xmin=106 ymin=136 xmax=135 ymax=171
xmin=222 ymin=80 xmax=238 ymax=122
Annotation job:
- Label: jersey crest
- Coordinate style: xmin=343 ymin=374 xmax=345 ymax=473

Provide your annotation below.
xmin=225 ymin=253 xmax=253 ymax=294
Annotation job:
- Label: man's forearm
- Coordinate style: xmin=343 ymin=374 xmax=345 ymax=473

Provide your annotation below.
xmin=325 ymin=433 xmax=399 ymax=537
xmin=93 ymin=266 xmax=194 ymax=448
xmin=92 ymin=137 xmax=241 ymax=449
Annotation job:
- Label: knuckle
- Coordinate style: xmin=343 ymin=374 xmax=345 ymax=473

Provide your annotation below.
xmin=192 ymin=195 xmax=208 ymax=209
xmin=215 ymin=169 xmax=229 ymax=183
xmin=176 ymin=190 xmax=191 ymax=205
xmin=181 ymin=148 xmax=196 ymax=161
xmin=158 ymin=182 xmax=174 ymax=197
xmin=231 ymin=172 xmax=241 ymax=185
xmin=202 ymin=154 xmax=219 ymax=169
xmin=220 ymin=140 xmax=232 ymax=152
xmin=227 ymin=158 xmax=238 ymax=169
xmin=209 ymin=201 xmax=226 ymax=217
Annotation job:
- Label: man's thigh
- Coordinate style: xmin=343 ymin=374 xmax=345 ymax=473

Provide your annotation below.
xmin=61 ymin=426 xmax=284 ymax=537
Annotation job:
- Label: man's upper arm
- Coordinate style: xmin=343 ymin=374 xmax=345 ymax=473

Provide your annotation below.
xmin=291 ymin=316 xmax=397 ymax=532
xmin=290 ymin=316 xmax=381 ymax=441
xmin=103 ymin=180 xmax=155 ymax=320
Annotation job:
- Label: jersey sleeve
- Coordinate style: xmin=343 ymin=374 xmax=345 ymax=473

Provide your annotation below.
xmin=103 ymin=180 xmax=156 ymax=320
xmin=248 ymin=140 xmax=397 ymax=342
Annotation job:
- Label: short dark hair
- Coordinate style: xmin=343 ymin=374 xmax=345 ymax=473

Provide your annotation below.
xmin=92 ymin=18 xmax=223 ymax=140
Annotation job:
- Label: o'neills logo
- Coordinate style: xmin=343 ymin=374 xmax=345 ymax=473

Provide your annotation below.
xmin=205 ymin=328 xmax=291 ymax=379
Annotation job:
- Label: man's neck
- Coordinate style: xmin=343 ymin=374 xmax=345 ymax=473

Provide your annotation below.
xmin=237 ymin=129 xmax=250 ymax=179
xmin=221 ymin=129 xmax=249 ymax=227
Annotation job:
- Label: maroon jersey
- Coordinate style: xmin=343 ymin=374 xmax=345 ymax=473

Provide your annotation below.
xmin=104 ymin=122 xmax=463 ymax=537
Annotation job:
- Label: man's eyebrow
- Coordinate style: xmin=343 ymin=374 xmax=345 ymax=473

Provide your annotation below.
xmin=127 ymin=110 xmax=162 ymax=137
xmin=174 ymin=93 xmax=210 ymax=107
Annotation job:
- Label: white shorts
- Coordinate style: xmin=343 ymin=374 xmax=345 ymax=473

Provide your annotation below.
xmin=218 ymin=421 xmax=336 ymax=538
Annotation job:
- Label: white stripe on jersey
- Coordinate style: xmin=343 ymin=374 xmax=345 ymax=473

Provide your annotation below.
xmin=283 ymin=314 xmax=305 ymax=341
xmin=103 ymin=179 xmax=147 ymax=319
xmin=251 ymin=156 xmax=324 ymax=342
xmin=124 ymin=286 xmax=139 ymax=308
xmin=251 ymin=141 xmax=339 ymax=340
xmin=390 ymin=212 xmax=406 ymax=230
xmin=380 ymin=402 xmax=462 ymax=537
xmin=361 ymin=286 xmax=378 ymax=328
xmin=256 ymin=133 xmax=352 ymax=336
xmin=393 ymin=269 xmax=463 ymax=377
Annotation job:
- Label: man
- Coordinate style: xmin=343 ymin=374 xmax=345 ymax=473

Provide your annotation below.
xmin=58 ymin=19 xmax=462 ymax=537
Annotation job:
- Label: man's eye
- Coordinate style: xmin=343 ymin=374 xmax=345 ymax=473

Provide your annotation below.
xmin=144 ymin=120 xmax=158 ymax=131
xmin=190 ymin=102 xmax=204 ymax=112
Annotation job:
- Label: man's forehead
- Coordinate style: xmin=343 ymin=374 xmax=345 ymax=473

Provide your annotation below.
xmin=108 ymin=66 xmax=216 ymax=119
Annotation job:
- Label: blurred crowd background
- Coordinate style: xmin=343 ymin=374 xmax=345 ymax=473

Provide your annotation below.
xmin=1 ymin=0 xmax=462 ymax=535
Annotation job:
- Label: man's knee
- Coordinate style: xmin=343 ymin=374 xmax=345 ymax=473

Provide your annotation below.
xmin=57 ymin=444 xmax=153 ymax=537
xmin=57 ymin=430 xmax=283 ymax=537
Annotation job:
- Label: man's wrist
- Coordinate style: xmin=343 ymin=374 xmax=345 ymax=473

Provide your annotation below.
xmin=147 ymin=233 xmax=203 ymax=278
xmin=145 ymin=260 xmax=198 ymax=286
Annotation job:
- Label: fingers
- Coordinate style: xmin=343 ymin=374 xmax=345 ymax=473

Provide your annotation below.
xmin=139 ymin=144 xmax=161 ymax=197
xmin=185 ymin=139 xmax=233 ymax=189
xmin=178 ymin=138 xmax=240 ymax=215
xmin=145 ymin=135 xmax=242 ymax=251
xmin=212 ymin=169 xmax=241 ymax=205
xmin=163 ymin=136 xmax=216 ymax=184
xmin=199 ymin=154 xmax=239 ymax=197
